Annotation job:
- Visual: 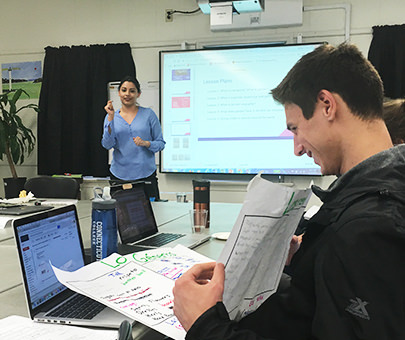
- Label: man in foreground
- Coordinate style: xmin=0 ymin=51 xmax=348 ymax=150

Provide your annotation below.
xmin=172 ymin=43 xmax=405 ymax=339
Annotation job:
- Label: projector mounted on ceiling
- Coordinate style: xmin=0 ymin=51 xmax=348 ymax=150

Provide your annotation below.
xmin=197 ymin=0 xmax=265 ymax=14
xmin=198 ymin=0 xmax=302 ymax=31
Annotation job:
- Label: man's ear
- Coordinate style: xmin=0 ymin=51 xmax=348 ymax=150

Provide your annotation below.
xmin=317 ymin=89 xmax=336 ymax=121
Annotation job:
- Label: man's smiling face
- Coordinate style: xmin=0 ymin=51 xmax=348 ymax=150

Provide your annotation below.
xmin=285 ymin=102 xmax=341 ymax=176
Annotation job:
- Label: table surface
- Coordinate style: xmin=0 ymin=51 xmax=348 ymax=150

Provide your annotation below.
xmin=0 ymin=199 xmax=242 ymax=336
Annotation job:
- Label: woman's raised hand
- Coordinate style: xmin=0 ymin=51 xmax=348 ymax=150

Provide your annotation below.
xmin=104 ymin=100 xmax=115 ymax=121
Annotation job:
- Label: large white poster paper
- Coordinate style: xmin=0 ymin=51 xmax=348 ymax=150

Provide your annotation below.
xmin=52 ymin=245 xmax=212 ymax=340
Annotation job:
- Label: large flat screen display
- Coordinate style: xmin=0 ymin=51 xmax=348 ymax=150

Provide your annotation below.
xmin=159 ymin=43 xmax=322 ymax=176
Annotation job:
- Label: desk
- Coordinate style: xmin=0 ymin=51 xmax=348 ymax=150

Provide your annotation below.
xmin=0 ymin=245 xmax=21 ymax=293
xmin=0 ymin=200 xmax=242 ymax=337
xmin=71 ymin=200 xmax=196 ymax=228
xmin=77 ymin=201 xmax=194 ymax=248
xmin=0 ymin=227 xmax=13 ymax=243
xmin=0 ymin=285 xmax=28 ymax=319
xmin=159 ymin=202 xmax=241 ymax=259
xmin=0 ymin=200 xmax=191 ymax=243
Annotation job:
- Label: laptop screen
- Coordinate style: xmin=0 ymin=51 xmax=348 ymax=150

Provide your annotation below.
xmin=113 ymin=186 xmax=158 ymax=244
xmin=14 ymin=206 xmax=85 ymax=310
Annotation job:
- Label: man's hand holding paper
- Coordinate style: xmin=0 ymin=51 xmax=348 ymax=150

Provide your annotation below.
xmin=173 ymin=262 xmax=224 ymax=331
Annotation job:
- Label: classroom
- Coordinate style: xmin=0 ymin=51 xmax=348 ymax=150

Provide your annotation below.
xmin=0 ymin=0 xmax=402 ymax=204
xmin=1 ymin=1 xmax=405 ymax=339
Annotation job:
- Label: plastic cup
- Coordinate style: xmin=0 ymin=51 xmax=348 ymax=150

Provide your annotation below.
xmin=189 ymin=209 xmax=208 ymax=233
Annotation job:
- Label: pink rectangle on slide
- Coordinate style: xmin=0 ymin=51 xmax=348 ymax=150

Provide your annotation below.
xmin=172 ymin=97 xmax=190 ymax=108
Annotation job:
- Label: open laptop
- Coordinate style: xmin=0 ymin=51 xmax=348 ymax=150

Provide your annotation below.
xmin=109 ymin=179 xmax=168 ymax=202
xmin=13 ymin=204 xmax=134 ymax=328
xmin=113 ymin=184 xmax=211 ymax=254
xmin=0 ymin=201 xmax=53 ymax=215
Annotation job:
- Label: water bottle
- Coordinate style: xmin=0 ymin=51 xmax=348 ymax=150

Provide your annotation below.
xmin=91 ymin=187 xmax=118 ymax=262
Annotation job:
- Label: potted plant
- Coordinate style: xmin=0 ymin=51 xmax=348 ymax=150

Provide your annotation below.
xmin=0 ymin=89 xmax=39 ymax=198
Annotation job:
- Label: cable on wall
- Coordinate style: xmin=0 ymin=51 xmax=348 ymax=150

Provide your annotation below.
xmin=166 ymin=8 xmax=201 ymax=22
xmin=172 ymin=8 xmax=201 ymax=15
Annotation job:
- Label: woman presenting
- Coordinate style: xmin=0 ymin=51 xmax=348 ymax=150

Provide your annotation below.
xmin=102 ymin=76 xmax=165 ymax=199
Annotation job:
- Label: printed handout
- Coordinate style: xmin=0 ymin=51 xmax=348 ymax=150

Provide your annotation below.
xmin=218 ymin=174 xmax=311 ymax=320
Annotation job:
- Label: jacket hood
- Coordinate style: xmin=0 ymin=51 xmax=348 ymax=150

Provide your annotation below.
xmin=312 ymin=144 xmax=405 ymax=206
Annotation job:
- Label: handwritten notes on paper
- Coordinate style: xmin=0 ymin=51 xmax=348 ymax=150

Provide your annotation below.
xmin=52 ymin=245 xmax=211 ymax=340
xmin=218 ymin=174 xmax=312 ymax=320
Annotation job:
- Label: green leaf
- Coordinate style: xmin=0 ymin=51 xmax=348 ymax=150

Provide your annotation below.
xmin=16 ymin=103 xmax=39 ymax=114
xmin=14 ymin=114 xmax=24 ymax=128
xmin=9 ymin=101 xmax=17 ymax=115
xmin=10 ymin=89 xmax=23 ymax=105
xmin=8 ymin=119 xmax=17 ymax=138
xmin=0 ymin=93 xmax=8 ymax=105
xmin=0 ymin=123 xmax=5 ymax=155
xmin=10 ymin=138 xmax=21 ymax=164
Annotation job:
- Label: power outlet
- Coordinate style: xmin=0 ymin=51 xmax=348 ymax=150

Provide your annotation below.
xmin=165 ymin=9 xmax=173 ymax=22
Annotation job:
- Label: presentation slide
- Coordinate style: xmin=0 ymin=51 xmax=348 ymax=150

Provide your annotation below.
xmin=160 ymin=44 xmax=322 ymax=176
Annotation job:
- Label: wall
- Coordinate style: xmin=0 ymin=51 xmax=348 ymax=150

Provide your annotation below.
xmin=1 ymin=0 xmax=403 ymax=203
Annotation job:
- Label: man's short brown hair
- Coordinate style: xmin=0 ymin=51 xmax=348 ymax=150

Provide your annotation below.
xmin=271 ymin=43 xmax=384 ymax=120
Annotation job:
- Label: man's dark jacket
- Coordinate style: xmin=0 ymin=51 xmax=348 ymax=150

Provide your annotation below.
xmin=186 ymin=145 xmax=405 ymax=340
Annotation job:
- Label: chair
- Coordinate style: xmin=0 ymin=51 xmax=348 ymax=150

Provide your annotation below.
xmin=24 ymin=176 xmax=80 ymax=199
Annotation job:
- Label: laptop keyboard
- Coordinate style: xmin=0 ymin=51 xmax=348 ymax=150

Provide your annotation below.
xmin=46 ymin=294 xmax=106 ymax=320
xmin=136 ymin=232 xmax=185 ymax=247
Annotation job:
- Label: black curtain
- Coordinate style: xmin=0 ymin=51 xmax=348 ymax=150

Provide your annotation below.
xmin=38 ymin=43 xmax=136 ymax=176
xmin=368 ymin=24 xmax=405 ymax=99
